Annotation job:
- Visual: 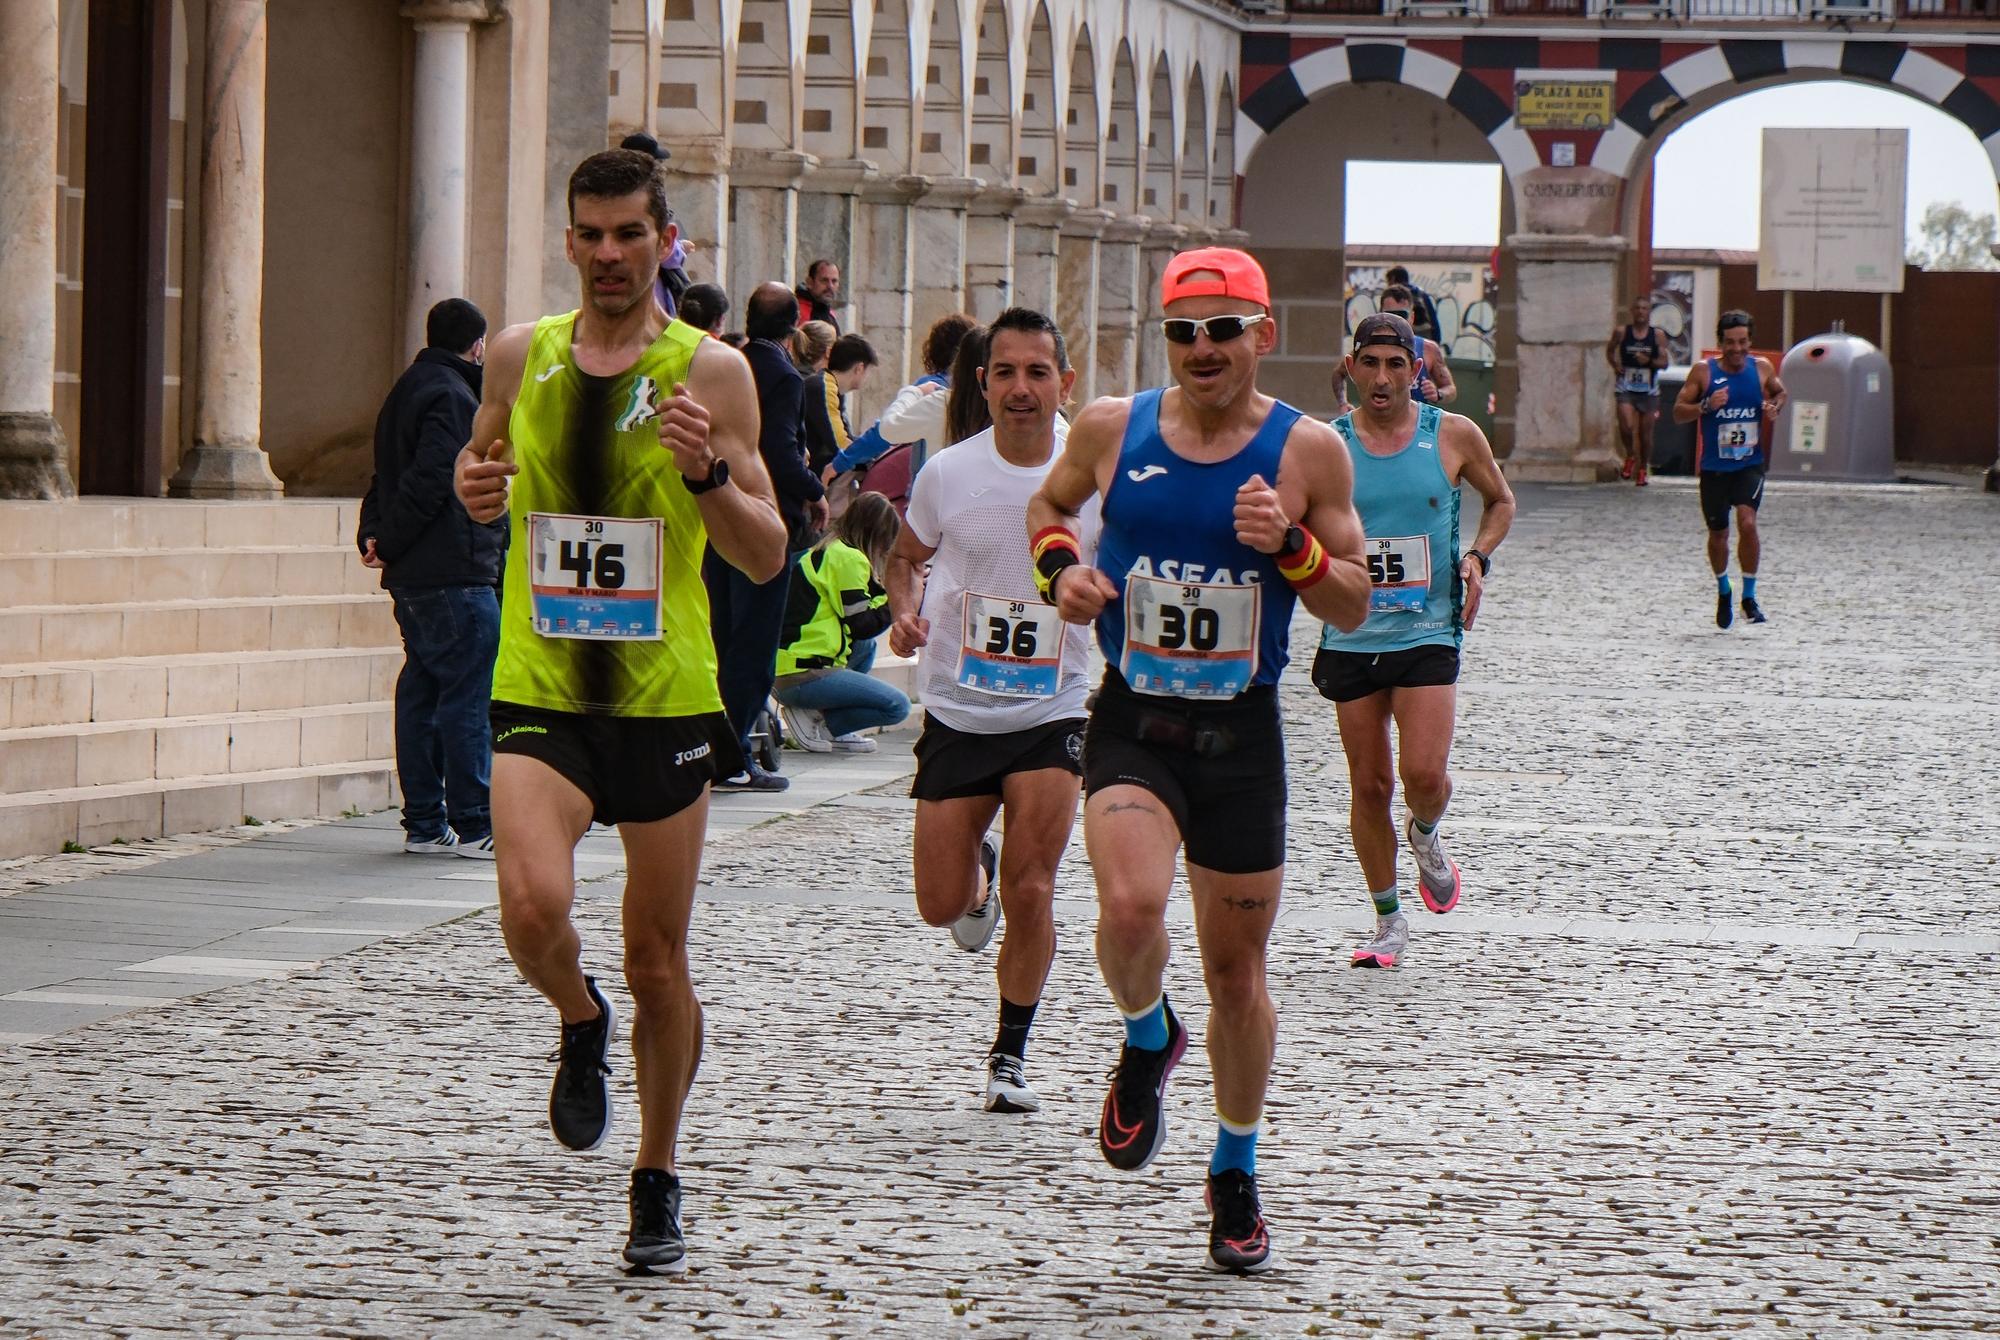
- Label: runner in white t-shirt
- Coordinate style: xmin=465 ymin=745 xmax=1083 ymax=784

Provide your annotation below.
xmin=886 ymin=307 xmax=1098 ymax=1114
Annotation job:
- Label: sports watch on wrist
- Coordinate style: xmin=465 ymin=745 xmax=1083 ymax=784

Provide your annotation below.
xmin=1275 ymin=523 xmax=1307 ymax=559
xmin=1465 ymin=548 xmax=1491 ymax=577
xmin=684 ymin=457 xmax=730 ymax=495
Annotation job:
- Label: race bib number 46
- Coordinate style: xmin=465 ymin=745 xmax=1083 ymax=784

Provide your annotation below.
xmin=527 ymin=512 xmax=663 ymax=640
xmin=1366 ymin=535 xmax=1432 ymax=614
xmin=1120 ymin=574 xmax=1259 ymax=700
xmin=957 ymin=592 xmax=1063 ymax=698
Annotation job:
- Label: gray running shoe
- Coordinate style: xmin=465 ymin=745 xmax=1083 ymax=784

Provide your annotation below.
xmin=781 ymin=704 xmax=833 ymax=752
xmin=1406 ymin=819 xmax=1462 ymax=914
xmin=950 ymin=837 xmax=1002 ymax=952
xmin=1350 ymin=911 xmax=1410 ymax=969
xmin=984 ymin=1053 xmax=1040 ymax=1113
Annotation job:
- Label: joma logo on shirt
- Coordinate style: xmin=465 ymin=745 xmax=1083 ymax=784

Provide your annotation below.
xmin=615 ymin=376 xmax=660 ymax=432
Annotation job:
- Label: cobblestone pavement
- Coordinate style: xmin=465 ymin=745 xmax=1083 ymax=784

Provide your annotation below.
xmin=1 ymin=480 xmax=1996 ymax=1338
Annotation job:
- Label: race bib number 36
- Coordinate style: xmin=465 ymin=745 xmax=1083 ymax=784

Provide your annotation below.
xmin=1366 ymin=535 xmax=1432 ymax=614
xmin=957 ymin=592 xmax=1063 ymax=698
xmin=527 ymin=512 xmax=664 ymax=640
xmin=1120 ymin=574 xmax=1259 ymax=700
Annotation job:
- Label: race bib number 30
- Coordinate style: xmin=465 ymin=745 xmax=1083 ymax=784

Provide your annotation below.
xmin=1717 ymin=417 xmax=1760 ymax=461
xmin=957 ymin=592 xmax=1063 ymax=698
xmin=1366 ymin=535 xmax=1432 ymax=614
xmin=1120 ymin=574 xmax=1259 ymax=700
xmin=527 ymin=512 xmax=664 ymax=640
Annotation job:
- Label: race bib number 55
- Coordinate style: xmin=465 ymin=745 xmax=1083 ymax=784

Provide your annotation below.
xmin=528 ymin=512 xmax=663 ymax=640
xmin=957 ymin=592 xmax=1064 ymax=698
xmin=1120 ymin=574 xmax=1259 ymax=700
xmin=1366 ymin=535 xmax=1431 ymax=614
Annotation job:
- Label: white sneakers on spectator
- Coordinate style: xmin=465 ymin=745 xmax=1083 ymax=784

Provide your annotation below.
xmin=781 ymin=705 xmax=834 ymax=753
xmin=830 ymin=731 xmax=877 ymax=753
xmin=404 ymin=830 xmax=495 ymax=860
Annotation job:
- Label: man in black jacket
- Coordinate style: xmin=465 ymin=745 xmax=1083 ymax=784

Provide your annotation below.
xmin=706 ymin=282 xmax=829 ymax=792
xmin=358 ymin=298 xmax=506 ymax=857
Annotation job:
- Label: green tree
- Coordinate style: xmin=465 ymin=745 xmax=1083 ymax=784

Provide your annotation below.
xmin=1907 ymin=202 xmax=2000 ymax=271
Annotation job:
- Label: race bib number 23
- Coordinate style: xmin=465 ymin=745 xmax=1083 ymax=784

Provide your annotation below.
xmin=527 ymin=512 xmax=664 ymax=640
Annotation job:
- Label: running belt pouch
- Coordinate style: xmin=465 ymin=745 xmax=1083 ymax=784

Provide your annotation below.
xmin=1094 ymin=691 xmax=1240 ymax=758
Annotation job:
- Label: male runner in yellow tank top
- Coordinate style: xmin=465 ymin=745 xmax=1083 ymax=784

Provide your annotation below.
xmin=453 ymin=149 xmax=786 ymax=1270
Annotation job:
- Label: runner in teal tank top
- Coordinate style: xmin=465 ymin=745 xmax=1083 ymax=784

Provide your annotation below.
xmin=1311 ymin=313 xmax=1515 ymax=971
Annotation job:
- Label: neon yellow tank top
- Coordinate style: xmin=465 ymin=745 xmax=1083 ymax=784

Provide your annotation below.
xmin=491 ymin=312 xmax=720 ymax=717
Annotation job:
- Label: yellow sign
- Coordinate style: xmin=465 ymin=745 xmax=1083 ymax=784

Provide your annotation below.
xmin=1514 ymin=79 xmax=1615 ymax=131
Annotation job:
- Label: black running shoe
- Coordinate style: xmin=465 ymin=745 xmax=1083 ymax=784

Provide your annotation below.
xmin=1715 ymin=591 xmax=1734 ymax=629
xmin=1742 ymin=597 xmax=1767 ymax=624
xmin=1205 ymin=1169 xmax=1275 ymax=1274
xmin=549 ymin=976 xmax=615 ymax=1152
xmin=1097 ymin=998 xmax=1187 ymax=1171
xmin=624 ymin=1168 xmax=687 ymax=1271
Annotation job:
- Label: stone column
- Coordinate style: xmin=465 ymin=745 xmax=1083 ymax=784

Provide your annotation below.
xmin=1094 ymin=215 xmax=1150 ymax=400
xmin=727 ymin=149 xmax=814 ymax=306
xmin=399 ymin=1 xmax=498 ymax=359
xmin=663 ymin=138 xmax=731 ymax=289
xmin=852 ymin=173 xmax=929 ymax=418
xmin=169 ymin=0 xmax=282 ymax=499
xmin=965 ymin=185 xmax=1027 ymax=323
xmin=1505 ymin=233 xmax=1626 ymax=482
xmin=1138 ymin=223 xmax=1188 ymax=392
xmin=909 ymin=176 xmax=978 ymax=339
xmin=0 ymin=0 xmax=74 ymax=498
xmin=1009 ymin=197 xmax=1072 ymax=318
xmin=1057 ymin=208 xmax=1113 ymax=402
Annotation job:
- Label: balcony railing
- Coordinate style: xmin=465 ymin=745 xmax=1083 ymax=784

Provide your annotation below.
xmin=1278 ymin=0 xmax=1999 ymax=17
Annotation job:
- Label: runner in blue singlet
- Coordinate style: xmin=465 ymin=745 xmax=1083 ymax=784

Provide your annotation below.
xmin=1026 ymin=246 xmax=1369 ymax=1275
xmin=1671 ymin=310 xmax=1788 ymax=628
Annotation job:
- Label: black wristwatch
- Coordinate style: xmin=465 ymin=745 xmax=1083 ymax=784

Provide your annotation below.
xmin=684 ymin=458 xmax=730 ymax=495
xmin=1275 ymin=524 xmax=1307 ymax=559
xmin=1465 ymin=548 xmax=1491 ymax=577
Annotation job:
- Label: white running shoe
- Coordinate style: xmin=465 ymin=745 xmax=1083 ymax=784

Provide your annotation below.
xmin=830 ymin=731 xmax=877 ymax=753
xmin=984 ymin=1053 xmax=1040 ymax=1113
xmin=781 ymin=704 xmax=833 ymax=752
xmin=403 ymin=831 xmax=462 ymax=855
xmin=950 ymin=837 xmax=1002 ymax=952
xmin=456 ymin=834 xmax=496 ymax=861
xmin=1350 ymin=910 xmax=1410 ymax=969
xmin=1406 ymin=819 xmax=1462 ymax=914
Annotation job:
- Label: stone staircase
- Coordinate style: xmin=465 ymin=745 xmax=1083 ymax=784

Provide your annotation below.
xmin=0 ymin=499 xmax=397 ymax=861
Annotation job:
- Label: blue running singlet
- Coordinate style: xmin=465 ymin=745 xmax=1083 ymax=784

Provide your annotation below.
xmin=1699 ymin=356 xmax=1766 ymax=473
xmin=1319 ymin=404 xmax=1463 ymax=654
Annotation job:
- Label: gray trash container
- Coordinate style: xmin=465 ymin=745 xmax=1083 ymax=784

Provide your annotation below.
xmin=1769 ymin=332 xmax=1895 ymax=482
xmin=1651 ymin=365 xmax=1696 ymax=475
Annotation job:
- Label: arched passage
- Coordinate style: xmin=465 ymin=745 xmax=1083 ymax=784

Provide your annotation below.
xmin=1063 ymin=25 xmax=1100 ymax=202
xmin=1179 ymin=65 xmax=1208 ymax=227
xmin=1020 ymin=4 xmax=1058 ymax=195
xmin=918 ymin=0 xmax=965 ymax=177
xmin=1209 ymin=75 xmax=1235 ymax=229
xmin=969 ymin=0 xmax=1013 ymax=182
xmin=1105 ymin=41 xmax=1139 ymax=213
xmin=863 ymin=0 xmax=915 ymax=171
xmin=657 ymin=0 xmax=727 ymax=146
xmin=732 ymin=0 xmax=793 ymax=152
xmin=1143 ymin=54 xmax=1174 ymax=222
xmin=802 ymin=0 xmax=859 ymax=162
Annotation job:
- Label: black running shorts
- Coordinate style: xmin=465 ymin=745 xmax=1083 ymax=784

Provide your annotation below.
xmin=1310 ymin=644 xmax=1461 ymax=704
xmin=1081 ymin=673 xmax=1286 ymax=876
xmin=490 ymin=701 xmax=742 ymax=826
xmin=1699 ymin=467 xmax=1765 ymax=532
xmin=910 ymin=714 xmax=1086 ymax=802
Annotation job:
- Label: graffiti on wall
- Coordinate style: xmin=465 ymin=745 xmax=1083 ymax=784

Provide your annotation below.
xmin=1647 ymin=270 xmax=1695 ymax=367
xmin=1346 ymin=265 xmax=1498 ymax=364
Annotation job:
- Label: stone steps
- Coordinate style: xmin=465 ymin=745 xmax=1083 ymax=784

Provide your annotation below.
xmin=0 ymin=702 xmax=391 ymax=792
xmin=0 ymin=759 xmax=396 ymax=860
xmin=0 ymin=544 xmax=379 ymax=607
xmin=0 ymin=498 xmax=358 ymax=554
xmin=1 ymin=646 xmax=401 ymax=730
xmin=0 ymin=594 xmax=395 ymax=665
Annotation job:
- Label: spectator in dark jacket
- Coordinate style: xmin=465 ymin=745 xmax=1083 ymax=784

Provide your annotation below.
xmin=705 ymin=281 xmax=830 ymax=793
xmin=357 ymin=297 xmax=504 ymax=858
xmin=802 ymin=334 xmax=878 ymax=476
xmin=795 ymin=258 xmax=841 ymax=331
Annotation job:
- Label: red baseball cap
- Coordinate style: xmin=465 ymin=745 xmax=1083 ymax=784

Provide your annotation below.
xmin=1160 ymin=247 xmax=1271 ymax=312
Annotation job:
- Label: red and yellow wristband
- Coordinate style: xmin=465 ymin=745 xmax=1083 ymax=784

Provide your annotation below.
xmin=1275 ymin=529 xmax=1329 ymax=590
xmin=1031 ymin=525 xmax=1082 ymax=601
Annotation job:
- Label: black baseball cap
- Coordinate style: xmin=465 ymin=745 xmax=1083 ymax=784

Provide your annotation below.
xmin=1352 ymin=312 xmax=1419 ymax=356
xmin=620 ymin=132 xmax=672 ymax=162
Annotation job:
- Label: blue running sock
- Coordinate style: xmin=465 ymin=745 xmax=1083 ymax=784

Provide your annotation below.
xmin=1370 ymin=884 xmax=1400 ymax=916
xmin=1210 ymin=1115 xmax=1259 ymax=1176
xmin=1743 ymin=575 xmax=1758 ymax=601
xmin=1122 ymin=996 xmax=1169 ymax=1051
xmin=1716 ymin=574 xmax=1732 ymax=597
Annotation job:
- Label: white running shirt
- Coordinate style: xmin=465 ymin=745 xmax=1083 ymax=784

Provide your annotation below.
xmin=904 ymin=424 xmax=1098 ymax=734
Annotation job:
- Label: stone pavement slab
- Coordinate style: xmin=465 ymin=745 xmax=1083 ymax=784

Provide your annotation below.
xmin=0 ymin=479 xmax=1996 ymax=1336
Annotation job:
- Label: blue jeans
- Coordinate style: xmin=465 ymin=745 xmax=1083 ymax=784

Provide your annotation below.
xmin=773 ymin=637 xmax=910 ymax=738
xmin=389 ymin=586 xmax=499 ymax=841
xmin=705 ymin=546 xmax=799 ymax=756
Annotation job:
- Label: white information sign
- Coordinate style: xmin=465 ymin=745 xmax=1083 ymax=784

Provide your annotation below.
xmin=1758 ymin=129 xmax=1907 ymax=294
xmin=1790 ymin=400 xmax=1829 ymax=456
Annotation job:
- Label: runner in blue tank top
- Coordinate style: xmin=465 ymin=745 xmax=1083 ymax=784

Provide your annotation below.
xmin=1671 ymin=310 xmax=1788 ymax=628
xmin=1311 ymin=313 xmax=1515 ymax=971
xmin=1026 ymin=247 xmax=1369 ymax=1275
